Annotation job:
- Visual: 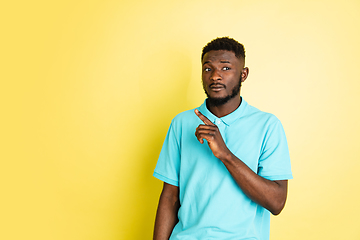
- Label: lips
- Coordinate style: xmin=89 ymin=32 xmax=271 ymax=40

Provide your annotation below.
xmin=209 ymin=84 xmax=225 ymax=92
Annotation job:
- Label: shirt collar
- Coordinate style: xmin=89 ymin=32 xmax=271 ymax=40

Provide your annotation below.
xmin=198 ymin=97 xmax=248 ymax=126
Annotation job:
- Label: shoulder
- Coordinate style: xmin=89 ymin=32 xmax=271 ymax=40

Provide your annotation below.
xmin=165 ymin=108 xmax=199 ymax=142
xmin=172 ymin=108 xmax=197 ymax=122
xmin=168 ymin=108 xmax=199 ymax=131
xmin=244 ymin=103 xmax=281 ymax=126
xmin=244 ymin=104 xmax=287 ymax=144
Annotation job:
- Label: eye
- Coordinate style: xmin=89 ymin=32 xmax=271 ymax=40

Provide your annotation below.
xmin=204 ymin=67 xmax=211 ymax=72
xmin=222 ymin=67 xmax=230 ymax=70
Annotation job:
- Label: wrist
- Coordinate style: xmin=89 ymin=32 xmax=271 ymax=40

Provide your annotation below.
xmin=219 ymin=150 xmax=234 ymax=163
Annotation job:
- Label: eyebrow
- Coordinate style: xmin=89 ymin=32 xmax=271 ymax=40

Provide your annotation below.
xmin=203 ymin=60 xmax=231 ymax=66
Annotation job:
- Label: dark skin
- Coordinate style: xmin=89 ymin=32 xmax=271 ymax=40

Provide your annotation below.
xmin=153 ymin=182 xmax=180 ymax=240
xmin=153 ymin=50 xmax=288 ymax=240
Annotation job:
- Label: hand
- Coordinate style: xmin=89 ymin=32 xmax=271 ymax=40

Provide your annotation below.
xmin=194 ymin=109 xmax=232 ymax=160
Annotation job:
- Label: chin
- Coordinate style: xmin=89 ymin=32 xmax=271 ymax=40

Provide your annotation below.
xmin=207 ymin=96 xmax=232 ymax=107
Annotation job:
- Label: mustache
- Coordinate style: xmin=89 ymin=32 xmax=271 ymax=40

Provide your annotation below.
xmin=209 ymin=83 xmax=226 ymax=88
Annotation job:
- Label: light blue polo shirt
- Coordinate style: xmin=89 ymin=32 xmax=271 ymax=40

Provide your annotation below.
xmin=153 ymin=98 xmax=292 ymax=240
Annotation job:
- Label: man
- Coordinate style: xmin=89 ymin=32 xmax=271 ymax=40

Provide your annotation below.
xmin=153 ymin=37 xmax=292 ymax=240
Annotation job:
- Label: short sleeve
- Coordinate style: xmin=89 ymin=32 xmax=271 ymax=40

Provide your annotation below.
xmin=257 ymin=118 xmax=293 ymax=180
xmin=153 ymin=122 xmax=181 ymax=186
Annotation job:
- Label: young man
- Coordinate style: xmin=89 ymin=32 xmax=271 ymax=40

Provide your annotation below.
xmin=153 ymin=37 xmax=292 ymax=240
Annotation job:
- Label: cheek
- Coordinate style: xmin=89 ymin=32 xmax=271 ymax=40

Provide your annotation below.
xmin=201 ymin=80 xmax=207 ymax=89
xmin=227 ymin=75 xmax=241 ymax=88
xmin=201 ymin=76 xmax=209 ymax=86
xmin=202 ymin=73 xmax=208 ymax=80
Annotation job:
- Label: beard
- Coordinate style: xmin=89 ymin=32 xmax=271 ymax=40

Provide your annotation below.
xmin=204 ymin=76 xmax=242 ymax=107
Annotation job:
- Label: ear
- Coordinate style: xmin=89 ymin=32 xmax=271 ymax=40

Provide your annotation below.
xmin=241 ymin=67 xmax=249 ymax=82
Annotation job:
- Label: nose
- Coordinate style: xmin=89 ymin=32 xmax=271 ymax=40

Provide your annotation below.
xmin=210 ymin=69 xmax=222 ymax=81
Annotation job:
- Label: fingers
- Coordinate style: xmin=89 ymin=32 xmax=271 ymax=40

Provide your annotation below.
xmin=194 ymin=110 xmax=218 ymax=145
xmin=195 ymin=124 xmax=218 ymax=144
xmin=194 ymin=109 xmax=215 ymax=126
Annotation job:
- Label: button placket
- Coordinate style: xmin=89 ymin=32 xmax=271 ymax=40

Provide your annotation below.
xmin=215 ymin=119 xmax=227 ymax=144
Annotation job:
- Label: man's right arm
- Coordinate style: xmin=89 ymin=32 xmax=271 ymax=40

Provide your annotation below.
xmin=153 ymin=182 xmax=180 ymax=240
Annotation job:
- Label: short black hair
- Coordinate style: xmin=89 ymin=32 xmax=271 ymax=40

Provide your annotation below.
xmin=201 ymin=37 xmax=246 ymax=61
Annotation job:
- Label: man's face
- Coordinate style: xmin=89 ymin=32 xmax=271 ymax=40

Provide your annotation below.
xmin=202 ymin=50 xmax=247 ymax=106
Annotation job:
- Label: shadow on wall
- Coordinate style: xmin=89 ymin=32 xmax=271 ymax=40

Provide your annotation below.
xmin=127 ymin=45 xmax=194 ymax=238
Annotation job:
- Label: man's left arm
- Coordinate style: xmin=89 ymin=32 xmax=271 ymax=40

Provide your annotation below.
xmin=195 ymin=109 xmax=288 ymax=215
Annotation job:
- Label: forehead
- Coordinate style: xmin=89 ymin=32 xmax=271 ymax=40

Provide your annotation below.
xmin=202 ymin=50 xmax=241 ymax=64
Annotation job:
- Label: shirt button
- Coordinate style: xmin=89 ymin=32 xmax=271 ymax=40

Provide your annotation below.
xmin=216 ymin=119 xmax=221 ymax=125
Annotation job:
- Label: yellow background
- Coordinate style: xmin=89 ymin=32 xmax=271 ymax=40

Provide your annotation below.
xmin=1 ymin=0 xmax=360 ymax=239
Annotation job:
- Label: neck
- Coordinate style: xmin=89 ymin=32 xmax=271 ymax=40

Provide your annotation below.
xmin=206 ymin=95 xmax=242 ymax=118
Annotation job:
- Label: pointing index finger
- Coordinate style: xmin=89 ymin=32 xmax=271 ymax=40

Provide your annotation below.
xmin=195 ymin=109 xmax=215 ymax=126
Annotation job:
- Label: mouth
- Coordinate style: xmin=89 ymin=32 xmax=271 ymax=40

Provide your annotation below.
xmin=209 ymin=84 xmax=225 ymax=92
